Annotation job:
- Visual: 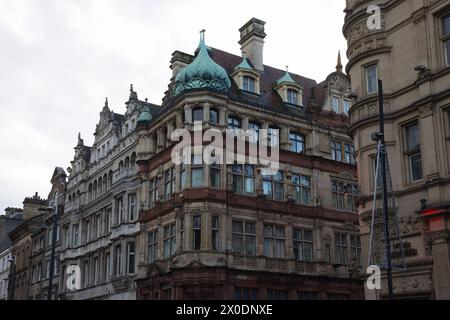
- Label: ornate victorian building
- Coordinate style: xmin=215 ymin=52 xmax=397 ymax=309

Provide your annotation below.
xmin=134 ymin=18 xmax=364 ymax=300
xmin=58 ymin=91 xmax=159 ymax=300
xmin=344 ymin=0 xmax=450 ymax=299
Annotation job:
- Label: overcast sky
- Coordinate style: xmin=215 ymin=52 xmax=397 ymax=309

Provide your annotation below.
xmin=0 ymin=0 xmax=348 ymax=212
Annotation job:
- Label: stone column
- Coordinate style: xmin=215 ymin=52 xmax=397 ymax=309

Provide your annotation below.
xmin=280 ymin=125 xmax=290 ymax=150
xmin=203 ymin=103 xmax=211 ymax=126
xmin=219 ymin=107 xmax=227 ymax=128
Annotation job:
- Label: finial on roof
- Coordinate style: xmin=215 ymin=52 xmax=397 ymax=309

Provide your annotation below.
xmin=129 ymin=84 xmax=138 ymax=101
xmin=77 ymin=132 xmax=84 ymax=146
xmin=286 ymin=66 xmax=289 ymax=72
xmin=336 ymin=51 xmax=343 ymax=73
xmin=145 ymin=97 xmax=148 ymax=103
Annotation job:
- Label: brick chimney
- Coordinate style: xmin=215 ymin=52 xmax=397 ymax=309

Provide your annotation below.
xmin=239 ymin=18 xmax=266 ymax=72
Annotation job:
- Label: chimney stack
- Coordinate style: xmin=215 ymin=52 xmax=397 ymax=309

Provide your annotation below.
xmin=239 ymin=18 xmax=266 ymax=72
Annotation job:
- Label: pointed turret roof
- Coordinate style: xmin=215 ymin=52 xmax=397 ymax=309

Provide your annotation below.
xmin=174 ymin=30 xmax=231 ymax=96
xmin=234 ymin=57 xmax=253 ymax=71
xmin=336 ymin=51 xmax=343 ymax=73
xmin=276 ymin=67 xmax=298 ymax=86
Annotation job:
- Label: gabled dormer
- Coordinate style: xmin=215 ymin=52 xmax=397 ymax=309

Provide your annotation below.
xmin=231 ymin=57 xmax=261 ymax=95
xmin=274 ymin=68 xmax=303 ymax=107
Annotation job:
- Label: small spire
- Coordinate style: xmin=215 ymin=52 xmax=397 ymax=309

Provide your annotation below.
xmin=129 ymin=84 xmax=138 ymax=101
xmin=77 ymin=133 xmax=84 ymax=146
xmin=145 ymin=97 xmax=148 ymax=103
xmin=336 ymin=51 xmax=343 ymax=73
xmin=286 ymin=66 xmax=289 ymax=72
xmin=105 ymin=97 xmax=108 ymax=107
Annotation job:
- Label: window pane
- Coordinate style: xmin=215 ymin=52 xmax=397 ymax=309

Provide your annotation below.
xmin=444 ymin=16 xmax=450 ymax=36
xmin=406 ymin=123 xmax=420 ymax=151
xmin=332 ymin=97 xmax=339 ymax=113
xmin=193 ymin=108 xmax=203 ymax=122
xmin=366 ymin=65 xmax=378 ymax=93
xmin=210 ymin=109 xmax=218 ymax=124
xmin=245 ymin=236 xmax=256 ymax=255
xmin=245 ymin=222 xmax=255 ymax=234
xmin=446 ymin=40 xmax=450 ymax=66
xmin=232 ymin=221 xmax=243 ymax=233
xmin=344 ymin=100 xmax=351 ymax=114
xmin=192 ymin=168 xmax=204 ymax=187
xmin=263 ymin=181 xmax=273 ymax=198
xmin=410 ymin=153 xmax=423 ymax=181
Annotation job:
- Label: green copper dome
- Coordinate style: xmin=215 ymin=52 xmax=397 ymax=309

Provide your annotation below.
xmin=174 ymin=31 xmax=231 ymax=96
xmin=137 ymin=105 xmax=152 ymax=123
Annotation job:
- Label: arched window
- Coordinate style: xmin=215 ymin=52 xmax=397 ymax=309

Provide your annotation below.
xmin=108 ymin=171 xmax=113 ymax=189
xmin=93 ymin=181 xmax=98 ymax=199
xmin=103 ymin=174 xmax=108 ymax=191
xmin=119 ymin=161 xmax=124 ymax=172
xmin=131 ymin=153 xmax=137 ymax=167
xmin=192 ymin=108 xmax=204 ymax=123
xmin=88 ymin=184 xmax=93 ymax=202
xmin=98 ymin=177 xmax=103 ymax=195
xmin=125 ymin=157 xmax=130 ymax=169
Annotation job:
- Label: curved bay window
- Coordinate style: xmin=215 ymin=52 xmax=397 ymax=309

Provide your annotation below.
xmin=231 ymin=164 xmax=254 ymax=195
xmin=290 ymin=133 xmax=305 ymax=154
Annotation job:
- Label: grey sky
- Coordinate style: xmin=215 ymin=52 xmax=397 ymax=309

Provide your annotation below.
xmin=0 ymin=0 xmax=348 ymax=211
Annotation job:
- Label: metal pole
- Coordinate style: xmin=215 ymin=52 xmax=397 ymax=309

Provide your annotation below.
xmin=378 ymin=79 xmax=394 ymax=299
xmin=47 ymin=192 xmax=59 ymax=300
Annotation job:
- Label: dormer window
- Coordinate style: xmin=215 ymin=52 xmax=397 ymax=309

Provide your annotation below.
xmin=243 ymin=76 xmax=256 ymax=93
xmin=332 ymin=97 xmax=339 ymax=113
xmin=275 ymin=70 xmax=303 ymax=107
xmin=232 ymin=57 xmax=261 ymax=95
xmin=287 ymin=89 xmax=299 ymax=105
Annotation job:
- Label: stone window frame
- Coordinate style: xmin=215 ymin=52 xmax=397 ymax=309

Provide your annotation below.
xmin=293 ymin=228 xmax=314 ymax=262
xmin=263 ymin=224 xmax=286 ymax=258
xmin=401 ymin=119 xmax=423 ymax=184
xmin=162 ymin=223 xmax=176 ymax=259
xmin=147 ymin=229 xmax=158 ymax=264
xmin=363 ymin=62 xmax=379 ymax=95
xmin=231 ymin=220 xmax=257 ymax=256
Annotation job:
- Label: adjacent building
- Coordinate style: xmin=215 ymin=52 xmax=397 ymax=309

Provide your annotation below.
xmin=343 ymin=0 xmax=450 ymax=299
xmin=0 ymin=208 xmax=23 ymax=300
xmin=58 ymin=93 xmax=159 ymax=300
xmin=133 ymin=18 xmax=364 ymax=300
xmin=8 ymin=193 xmax=46 ymax=300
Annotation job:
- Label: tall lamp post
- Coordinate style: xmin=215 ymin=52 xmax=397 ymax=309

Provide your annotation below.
xmin=47 ymin=191 xmax=59 ymax=300
xmin=377 ymin=79 xmax=394 ymax=300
